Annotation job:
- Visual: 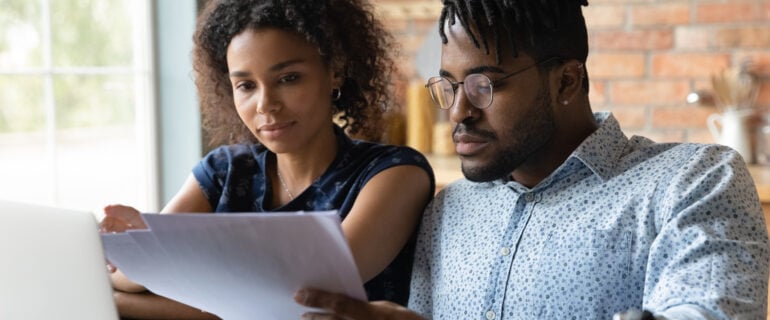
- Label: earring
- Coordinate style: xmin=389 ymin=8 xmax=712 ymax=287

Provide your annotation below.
xmin=562 ymin=100 xmax=569 ymax=105
xmin=331 ymin=88 xmax=342 ymax=101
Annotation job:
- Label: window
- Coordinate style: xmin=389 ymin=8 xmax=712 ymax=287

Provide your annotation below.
xmin=0 ymin=0 xmax=157 ymax=211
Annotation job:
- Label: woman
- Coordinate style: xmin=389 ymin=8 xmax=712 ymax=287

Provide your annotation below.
xmin=101 ymin=0 xmax=434 ymax=318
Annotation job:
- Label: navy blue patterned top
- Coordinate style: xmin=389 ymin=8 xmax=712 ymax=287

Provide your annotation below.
xmin=192 ymin=125 xmax=435 ymax=305
xmin=409 ymin=112 xmax=769 ymax=319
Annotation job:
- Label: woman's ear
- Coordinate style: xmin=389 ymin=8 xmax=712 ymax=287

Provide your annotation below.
xmin=328 ymin=59 xmax=345 ymax=89
xmin=331 ymin=71 xmax=344 ymax=89
xmin=554 ymin=60 xmax=585 ymax=106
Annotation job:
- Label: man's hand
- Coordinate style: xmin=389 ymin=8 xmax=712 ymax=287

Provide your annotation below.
xmin=294 ymin=288 xmax=426 ymax=320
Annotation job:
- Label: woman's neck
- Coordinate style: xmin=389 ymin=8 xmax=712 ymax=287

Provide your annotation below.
xmin=272 ymin=126 xmax=339 ymax=200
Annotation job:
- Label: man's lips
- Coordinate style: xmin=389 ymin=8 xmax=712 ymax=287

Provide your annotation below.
xmin=453 ymin=133 xmax=487 ymax=144
xmin=453 ymin=132 xmax=490 ymax=156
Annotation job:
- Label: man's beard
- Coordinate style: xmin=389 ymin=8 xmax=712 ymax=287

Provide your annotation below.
xmin=461 ymin=85 xmax=555 ymax=182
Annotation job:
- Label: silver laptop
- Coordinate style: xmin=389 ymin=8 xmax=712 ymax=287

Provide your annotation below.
xmin=0 ymin=201 xmax=118 ymax=320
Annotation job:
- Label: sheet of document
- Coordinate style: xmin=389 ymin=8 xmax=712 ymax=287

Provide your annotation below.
xmin=101 ymin=211 xmax=366 ymax=320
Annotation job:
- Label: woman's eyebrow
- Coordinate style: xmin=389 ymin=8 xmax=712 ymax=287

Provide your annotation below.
xmin=229 ymin=58 xmax=306 ymax=78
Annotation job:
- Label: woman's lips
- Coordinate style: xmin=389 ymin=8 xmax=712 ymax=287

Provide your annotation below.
xmin=258 ymin=121 xmax=294 ymax=138
xmin=258 ymin=122 xmax=292 ymax=131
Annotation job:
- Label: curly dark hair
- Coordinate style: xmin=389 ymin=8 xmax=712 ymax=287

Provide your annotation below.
xmin=439 ymin=0 xmax=590 ymax=92
xmin=193 ymin=0 xmax=395 ymax=146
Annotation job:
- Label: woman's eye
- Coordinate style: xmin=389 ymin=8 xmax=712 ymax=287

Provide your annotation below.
xmin=279 ymin=73 xmax=299 ymax=83
xmin=235 ymin=81 xmax=255 ymax=91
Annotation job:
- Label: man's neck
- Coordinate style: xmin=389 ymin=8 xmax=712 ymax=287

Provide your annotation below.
xmin=511 ymin=111 xmax=598 ymax=188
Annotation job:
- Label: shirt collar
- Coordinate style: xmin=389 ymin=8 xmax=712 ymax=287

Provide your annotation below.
xmin=569 ymin=112 xmax=629 ymax=181
xmin=479 ymin=112 xmax=630 ymax=190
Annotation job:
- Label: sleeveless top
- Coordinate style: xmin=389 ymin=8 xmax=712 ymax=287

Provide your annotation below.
xmin=192 ymin=125 xmax=435 ymax=305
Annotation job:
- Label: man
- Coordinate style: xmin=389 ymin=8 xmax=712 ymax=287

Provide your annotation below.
xmin=296 ymin=0 xmax=770 ymax=319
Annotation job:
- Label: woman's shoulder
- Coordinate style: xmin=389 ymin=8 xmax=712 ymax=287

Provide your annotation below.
xmin=348 ymin=140 xmax=429 ymax=163
xmin=202 ymin=143 xmax=266 ymax=165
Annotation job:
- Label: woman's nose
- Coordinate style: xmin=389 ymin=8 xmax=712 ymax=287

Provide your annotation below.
xmin=256 ymin=89 xmax=281 ymax=114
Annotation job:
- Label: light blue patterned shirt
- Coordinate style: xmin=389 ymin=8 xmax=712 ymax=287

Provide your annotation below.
xmin=409 ymin=112 xmax=769 ymax=319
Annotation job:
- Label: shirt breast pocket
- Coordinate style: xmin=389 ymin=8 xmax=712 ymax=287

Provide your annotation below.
xmin=538 ymin=228 xmax=633 ymax=317
xmin=558 ymin=227 xmax=632 ymax=277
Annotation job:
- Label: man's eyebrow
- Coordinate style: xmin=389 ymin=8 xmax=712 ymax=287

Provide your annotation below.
xmin=229 ymin=58 xmax=305 ymax=77
xmin=438 ymin=65 xmax=506 ymax=78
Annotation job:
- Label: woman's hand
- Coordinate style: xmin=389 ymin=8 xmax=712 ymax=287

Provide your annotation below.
xmin=99 ymin=204 xmax=148 ymax=233
xmin=99 ymin=204 xmax=148 ymax=273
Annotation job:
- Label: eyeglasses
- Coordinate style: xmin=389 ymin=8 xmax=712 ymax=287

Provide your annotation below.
xmin=425 ymin=57 xmax=560 ymax=110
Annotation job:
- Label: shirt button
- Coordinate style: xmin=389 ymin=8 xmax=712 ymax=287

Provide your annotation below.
xmin=524 ymin=193 xmax=535 ymax=202
xmin=500 ymin=247 xmax=511 ymax=256
xmin=486 ymin=310 xmax=496 ymax=320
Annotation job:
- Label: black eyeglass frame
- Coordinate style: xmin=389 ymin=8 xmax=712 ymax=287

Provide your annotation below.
xmin=425 ymin=57 xmax=562 ymax=110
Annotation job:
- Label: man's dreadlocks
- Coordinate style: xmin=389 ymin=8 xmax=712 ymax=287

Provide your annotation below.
xmin=438 ymin=0 xmax=590 ymax=91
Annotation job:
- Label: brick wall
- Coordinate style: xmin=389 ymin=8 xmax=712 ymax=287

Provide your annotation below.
xmin=372 ymin=0 xmax=770 ymax=144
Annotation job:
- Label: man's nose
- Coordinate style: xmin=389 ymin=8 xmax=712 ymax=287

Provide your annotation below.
xmin=449 ymin=86 xmax=475 ymax=123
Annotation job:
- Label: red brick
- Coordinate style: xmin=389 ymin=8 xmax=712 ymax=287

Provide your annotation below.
xmin=625 ymin=129 xmax=686 ymax=143
xmin=763 ymin=3 xmax=770 ymax=20
xmin=687 ymin=128 xmax=717 ymax=144
xmin=587 ymin=53 xmax=646 ymax=79
xmin=651 ymin=105 xmax=713 ymax=128
xmin=677 ymin=26 xmax=770 ymax=50
xmin=734 ymin=51 xmax=770 ymax=77
xmin=592 ymin=30 xmax=674 ymax=50
xmin=631 ymin=3 xmax=690 ymax=26
xmin=651 ymin=53 xmax=731 ymax=78
xmin=610 ymin=80 xmax=690 ymax=106
xmin=696 ymin=2 xmax=760 ymax=23
xmin=374 ymin=0 xmax=770 ymax=144
xmin=692 ymin=78 xmax=712 ymax=90
xmin=583 ymin=5 xmax=626 ymax=29
xmin=588 ymin=81 xmax=608 ymax=107
xmin=611 ymin=106 xmax=647 ymax=128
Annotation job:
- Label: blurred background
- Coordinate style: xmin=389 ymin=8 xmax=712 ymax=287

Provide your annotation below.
xmin=1 ymin=0 xmax=768 ymax=212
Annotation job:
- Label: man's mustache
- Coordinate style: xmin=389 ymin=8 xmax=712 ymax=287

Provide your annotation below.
xmin=452 ymin=122 xmax=496 ymax=141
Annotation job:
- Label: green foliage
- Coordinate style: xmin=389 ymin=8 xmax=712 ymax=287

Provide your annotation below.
xmin=0 ymin=0 xmax=137 ymax=133
xmin=54 ymin=75 xmax=135 ymax=129
xmin=0 ymin=76 xmax=45 ymax=132
xmin=0 ymin=0 xmax=42 ymax=67
xmin=52 ymin=0 xmax=133 ymax=67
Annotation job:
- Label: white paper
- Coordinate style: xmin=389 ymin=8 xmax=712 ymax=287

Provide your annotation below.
xmin=101 ymin=211 xmax=366 ymax=320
